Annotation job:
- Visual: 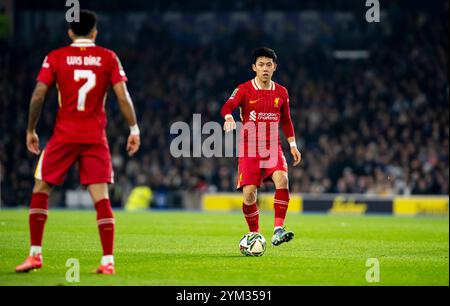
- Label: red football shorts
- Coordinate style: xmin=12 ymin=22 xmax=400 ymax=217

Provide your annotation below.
xmin=236 ymin=146 xmax=288 ymax=190
xmin=34 ymin=138 xmax=113 ymax=186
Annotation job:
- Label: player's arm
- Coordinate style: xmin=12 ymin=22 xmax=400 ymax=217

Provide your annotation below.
xmin=280 ymin=93 xmax=301 ymax=166
xmin=26 ymin=82 xmax=49 ymax=155
xmin=112 ymin=81 xmax=140 ymax=156
xmin=27 ymin=53 xmax=55 ymax=155
xmin=221 ymin=85 xmax=245 ymax=132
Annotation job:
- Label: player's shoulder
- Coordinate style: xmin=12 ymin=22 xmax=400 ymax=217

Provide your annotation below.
xmin=45 ymin=46 xmax=69 ymax=58
xmin=41 ymin=46 xmax=74 ymax=66
xmin=229 ymin=80 xmax=251 ymax=96
xmin=93 ymin=45 xmax=118 ymax=58
xmin=238 ymin=80 xmax=254 ymax=91
xmin=273 ymin=81 xmax=289 ymax=97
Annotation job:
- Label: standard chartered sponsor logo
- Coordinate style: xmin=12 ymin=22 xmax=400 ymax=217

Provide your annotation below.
xmin=258 ymin=113 xmax=279 ymax=121
xmin=249 ymin=111 xmax=257 ymax=121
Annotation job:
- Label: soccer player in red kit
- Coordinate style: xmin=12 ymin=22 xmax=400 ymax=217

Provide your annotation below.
xmin=221 ymin=47 xmax=301 ymax=246
xmin=15 ymin=10 xmax=140 ymax=274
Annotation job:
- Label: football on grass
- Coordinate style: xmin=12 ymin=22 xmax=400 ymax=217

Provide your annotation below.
xmin=239 ymin=233 xmax=266 ymax=256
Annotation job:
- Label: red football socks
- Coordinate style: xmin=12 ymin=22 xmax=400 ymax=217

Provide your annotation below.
xmin=242 ymin=203 xmax=259 ymax=232
xmin=95 ymin=199 xmax=115 ymax=256
xmin=274 ymin=189 xmax=290 ymax=228
xmin=29 ymin=193 xmax=49 ymax=247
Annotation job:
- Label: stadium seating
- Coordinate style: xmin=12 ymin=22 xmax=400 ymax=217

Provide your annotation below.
xmin=0 ymin=2 xmax=448 ymax=207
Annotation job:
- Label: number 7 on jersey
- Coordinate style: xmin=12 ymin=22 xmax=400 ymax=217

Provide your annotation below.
xmin=74 ymin=69 xmax=96 ymax=111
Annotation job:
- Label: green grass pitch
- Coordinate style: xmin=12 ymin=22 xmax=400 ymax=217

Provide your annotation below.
xmin=0 ymin=210 xmax=448 ymax=286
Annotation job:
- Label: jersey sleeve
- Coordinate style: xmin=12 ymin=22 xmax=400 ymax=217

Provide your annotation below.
xmin=36 ymin=53 xmax=56 ymax=86
xmin=280 ymin=90 xmax=295 ymax=139
xmin=110 ymin=52 xmax=128 ymax=85
xmin=220 ymin=84 xmax=246 ymax=119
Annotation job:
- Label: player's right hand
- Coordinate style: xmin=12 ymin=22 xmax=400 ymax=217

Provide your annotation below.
xmin=26 ymin=130 xmax=41 ymax=155
xmin=127 ymin=134 xmax=140 ymax=156
xmin=223 ymin=116 xmax=236 ymax=132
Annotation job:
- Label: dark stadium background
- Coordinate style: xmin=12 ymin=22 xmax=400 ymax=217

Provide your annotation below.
xmin=0 ymin=0 xmax=448 ymax=209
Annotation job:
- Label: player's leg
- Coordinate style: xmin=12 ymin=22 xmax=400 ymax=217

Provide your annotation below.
xmin=15 ymin=179 xmax=53 ymax=273
xmin=272 ymin=170 xmax=289 ymax=227
xmin=271 ymin=170 xmax=294 ymax=245
xmin=79 ymin=142 xmax=115 ymax=274
xmin=242 ymin=185 xmax=260 ymax=233
xmin=87 ymin=183 xmax=115 ymax=274
xmin=237 ymin=157 xmax=262 ymax=233
xmin=262 ymin=148 xmax=294 ymax=246
xmin=29 ymin=179 xmax=53 ymax=255
xmin=16 ymin=140 xmax=77 ymax=273
xmin=272 ymin=171 xmax=289 ymax=228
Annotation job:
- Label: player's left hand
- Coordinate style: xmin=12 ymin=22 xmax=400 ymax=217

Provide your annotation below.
xmin=127 ymin=134 xmax=140 ymax=156
xmin=290 ymin=147 xmax=302 ymax=166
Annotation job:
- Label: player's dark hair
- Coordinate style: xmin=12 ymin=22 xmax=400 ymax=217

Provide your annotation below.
xmin=252 ymin=47 xmax=277 ymax=64
xmin=69 ymin=10 xmax=97 ymax=37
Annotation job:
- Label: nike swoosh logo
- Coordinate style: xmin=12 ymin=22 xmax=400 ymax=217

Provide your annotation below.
xmin=249 ymin=99 xmax=258 ymax=104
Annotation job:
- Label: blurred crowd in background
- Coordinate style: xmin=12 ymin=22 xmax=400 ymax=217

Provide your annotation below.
xmin=0 ymin=1 xmax=448 ymax=207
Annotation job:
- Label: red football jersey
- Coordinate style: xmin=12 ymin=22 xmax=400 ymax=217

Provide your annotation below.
xmin=37 ymin=38 xmax=128 ymax=144
xmin=221 ymin=78 xmax=295 ymax=157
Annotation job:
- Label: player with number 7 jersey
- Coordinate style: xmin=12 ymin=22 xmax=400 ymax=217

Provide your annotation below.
xmin=38 ymin=37 xmax=126 ymax=144
xmin=15 ymin=10 xmax=140 ymax=275
xmin=35 ymin=31 xmax=131 ymax=184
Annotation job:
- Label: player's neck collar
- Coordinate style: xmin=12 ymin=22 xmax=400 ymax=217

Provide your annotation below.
xmin=252 ymin=78 xmax=275 ymax=91
xmin=71 ymin=38 xmax=96 ymax=47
